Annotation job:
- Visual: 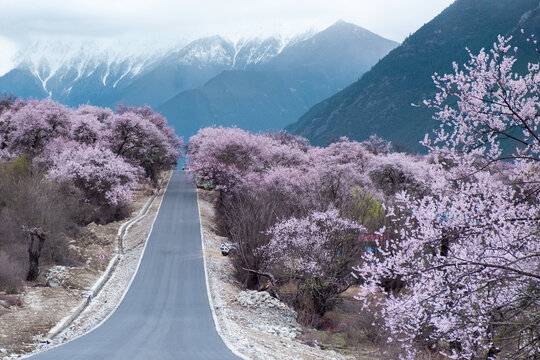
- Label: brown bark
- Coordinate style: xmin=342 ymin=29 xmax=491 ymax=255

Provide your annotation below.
xmin=26 ymin=230 xmax=46 ymax=281
xmin=242 ymin=267 xmax=280 ymax=300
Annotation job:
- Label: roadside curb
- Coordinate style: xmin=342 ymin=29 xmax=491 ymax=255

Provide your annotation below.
xmin=89 ymin=254 xmax=120 ymax=300
xmin=46 ymin=254 xmax=121 ymax=339
xmin=44 ymin=174 xmax=168 ymax=341
xmin=46 ymin=297 xmax=89 ymax=340
xmin=117 ymin=176 xmax=164 ymax=255
xmin=196 ymin=190 xmax=250 ymax=360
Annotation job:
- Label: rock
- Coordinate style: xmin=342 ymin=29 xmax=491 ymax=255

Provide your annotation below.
xmin=45 ymin=265 xmax=68 ymax=287
xmin=255 ymin=324 xmax=300 ymax=339
xmin=236 ymin=290 xmax=290 ymax=311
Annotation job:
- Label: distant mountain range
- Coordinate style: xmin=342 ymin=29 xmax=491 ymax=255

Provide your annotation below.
xmin=287 ymin=0 xmax=540 ymax=150
xmin=0 ymin=35 xmax=302 ymax=108
xmin=0 ymin=21 xmax=398 ymax=138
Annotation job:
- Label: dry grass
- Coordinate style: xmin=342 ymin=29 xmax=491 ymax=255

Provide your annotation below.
xmin=295 ymin=286 xmax=383 ymax=359
xmin=0 ymin=252 xmax=25 ymax=294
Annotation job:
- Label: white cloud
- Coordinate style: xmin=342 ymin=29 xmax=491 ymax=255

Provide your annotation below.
xmin=0 ymin=36 xmax=18 ymax=76
xmin=0 ymin=0 xmax=455 ymax=74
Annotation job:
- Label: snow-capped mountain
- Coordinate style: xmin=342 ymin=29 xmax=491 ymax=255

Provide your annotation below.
xmin=1 ymin=34 xmax=308 ymax=107
xmin=17 ymin=42 xmax=158 ymax=94
xmin=156 ymin=21 xmax=398 ymax=137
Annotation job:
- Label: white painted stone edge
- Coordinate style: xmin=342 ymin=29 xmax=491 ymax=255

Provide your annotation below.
xmin=116 ymin=176 xmax=164 ymax=254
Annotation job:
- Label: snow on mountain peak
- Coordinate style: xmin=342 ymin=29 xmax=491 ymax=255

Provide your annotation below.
xmin=9 ymin=29 xmax=319 ymax=99
xmin=14 ymin=39 xmax=169 ymax=95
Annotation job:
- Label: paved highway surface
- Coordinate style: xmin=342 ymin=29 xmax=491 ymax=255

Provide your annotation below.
xmin=31 ymin=171 xmax=240 ymax=360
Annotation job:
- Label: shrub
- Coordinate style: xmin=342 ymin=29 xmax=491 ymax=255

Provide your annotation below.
xmin=0 ymin=293 xmax=22 ymax=307
xmin=216 ymin=190 xmax=279 ymax=289
xmin=264 ymin=209 xmax=364 ymax=318
xmin=0 ymin=251 xmax=25 ymax=294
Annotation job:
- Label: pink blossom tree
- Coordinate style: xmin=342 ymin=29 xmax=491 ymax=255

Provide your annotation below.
xmin=0 ymin=99 xmax=181 ymax=212
xmin=187 ymin=128 xmax=395 ymax=300
xmin=187 ymin=127 xmax=307 ymax=191
xmin=422 ymin=35 xmax=540 ymax=162
xmin=186 ymin=126 xmax=264 ymax=190
xmin=107 ymin=110 xmax=182 ymax=182
xmin=361 ymin=134 xmax=392 ymax=155
xmin=366 ymin=152 xmax=432 ymax=199
xmin=241 ymin=166 xmax=315 ymax=215
xmin=0 ymin=99 xmax=72 ymax=157
xmin=114 ymin=105 xmax=181 ymax=155
xmin=0 ymin=93 xmax=17 ymax=115
xmin=46 ymin=142 xmax=141 ymax=208
xmin=75 ymin=104 xmax=114 ymax=124
xmin=264 ymin=208 xmax=364 ymax=316
xmin=71 ymin=113 xmax=105 ymax=145
xmin=357 ymin=36 xmax=540 ymax=359
xmin=306 ymin=137 xmax=372 ymax=210
xmin=0 ymin=101 xmax=20 ymax=159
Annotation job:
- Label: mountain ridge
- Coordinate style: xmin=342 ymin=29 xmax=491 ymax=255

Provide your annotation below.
xmin=0 ymin=30 xmax=318 ymax=107
xmin=286 ymin=0 xmax=540 ymax=150
xmin=1 ymin=21 xmax=399 ymax=140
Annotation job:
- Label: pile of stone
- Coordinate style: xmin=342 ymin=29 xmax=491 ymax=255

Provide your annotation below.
xmin=236 ymin=290 xmax=302 ymax=339
xmin=44 ymin=265 xmax=68 ymax=288
xmin=255 ymin=324 xmax=300 ymax=339
xmin=237 ymin=290 xmax=289 ymax=310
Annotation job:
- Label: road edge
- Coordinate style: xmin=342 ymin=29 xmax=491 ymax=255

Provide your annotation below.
xmin=196 ymin=190 xmax=250 ymax=360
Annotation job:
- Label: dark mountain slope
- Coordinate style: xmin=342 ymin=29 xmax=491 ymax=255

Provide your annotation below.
xmin=101 ymin=36 xmax=237 ymax=108
xmin=267 ymin=20 xmax=398 ymax=88
xmin=287 ymin=0 xmax=540 ymax=149
xmin=0 ymin=69 xmax=47 ymax=100
xmin=100 ymin=62 xmax=230 ymax=108
xmin=158 ymin=70 xmax=333 ymax=136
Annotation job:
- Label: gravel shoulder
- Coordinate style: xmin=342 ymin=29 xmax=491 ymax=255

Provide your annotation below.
xmin=0 ymin=171 xmax=171 ymax=360
xmin=197 ymin=189 xmax=354 ymax=360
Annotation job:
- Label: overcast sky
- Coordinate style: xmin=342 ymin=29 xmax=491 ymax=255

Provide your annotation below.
xmin=0 ymin=0 xmax=455 ymax=75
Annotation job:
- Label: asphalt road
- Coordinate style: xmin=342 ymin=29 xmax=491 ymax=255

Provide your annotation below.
xmin=31 ymin=171 xmax=240 ymax=360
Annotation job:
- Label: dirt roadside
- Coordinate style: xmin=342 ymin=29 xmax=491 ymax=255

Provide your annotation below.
xmin=0 ymin=171 xmax=172 ymax=359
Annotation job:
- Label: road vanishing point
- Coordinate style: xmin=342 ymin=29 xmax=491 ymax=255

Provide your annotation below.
xmin=30 ymin=171 xmax=240 ymax=360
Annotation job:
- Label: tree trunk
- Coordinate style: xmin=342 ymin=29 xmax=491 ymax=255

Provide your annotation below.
xmin=27 ymin=231 xmax=46 ymax=281
xmin=245 ymin=271 xmax=260 ymax=289
xmin=242 ymin=267 xmax=280 ymax=299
